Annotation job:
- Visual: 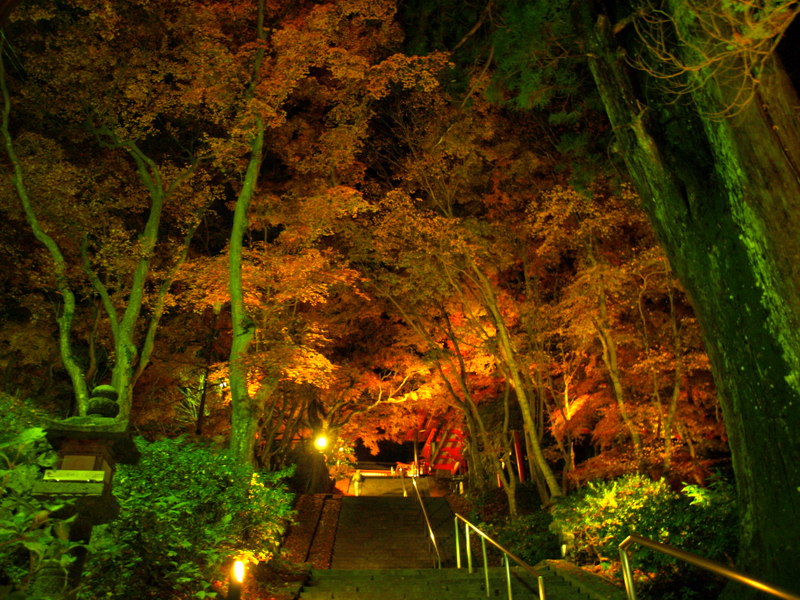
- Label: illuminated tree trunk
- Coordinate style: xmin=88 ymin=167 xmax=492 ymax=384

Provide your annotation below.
xmin=3 ymin=53 xmax=195 ymax=420
xmin=2 ymin=111 xmax=90 ymax=414
xmin=4 ymin=42 xmax=201 ymax=421
xmin=578 ymin=3 xmax=800 ymax=592
xmin=107 ymin=143 xmax=166 ymax=421
xmin=470 ymin=265 xmax=562 ymax=502
xmin=79 ymin=135 xmax=196 ymax=422
xmin=427 ymin=320 xmax=493 ymax=492
xmin=228 ymin=119 xmax=265 ymax=466
xmin=461 ymin=412 xmax=490 ymax=491
xmin=594 ymin=288 xmax=643 ymax=459
xmin=1 ymin=54 xmax=89 ymax=414
xmin=492 ymin=384 xmax=519 ymax=516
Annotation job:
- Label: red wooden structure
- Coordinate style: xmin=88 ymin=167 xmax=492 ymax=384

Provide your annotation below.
xmin=411 ymin=414 xmax=467 ymax=476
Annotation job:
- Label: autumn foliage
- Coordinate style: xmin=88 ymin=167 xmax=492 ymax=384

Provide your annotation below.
xmin=0 ymin=0 xmax=727 ymax=501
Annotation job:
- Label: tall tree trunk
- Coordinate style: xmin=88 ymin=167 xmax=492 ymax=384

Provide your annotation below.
xmin=470 ymin=264 xmax=562 ymax=502
xmin=227 ymin=0 xmax=268 ymax=466
xmin=228 ymin=119 xmax=265 ymax=466
xmin=577 ymin=4 xmax=800 ymax=592
xmin=594 ymin=289 xmax=643 ymax=459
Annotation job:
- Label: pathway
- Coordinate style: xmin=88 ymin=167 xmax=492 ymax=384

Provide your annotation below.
xmin=282 ymin=475 xmax=626 ymax=600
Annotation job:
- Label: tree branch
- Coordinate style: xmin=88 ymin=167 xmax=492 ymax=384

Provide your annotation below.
xmin=1 ymin=45 xmax=89 ymax=413
xmin=80 ymin=237 xmax=119 ymax=341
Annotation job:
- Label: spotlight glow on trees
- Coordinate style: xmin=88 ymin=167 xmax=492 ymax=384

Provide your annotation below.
xmin=314 ymin=435 xmax=328 ymax=451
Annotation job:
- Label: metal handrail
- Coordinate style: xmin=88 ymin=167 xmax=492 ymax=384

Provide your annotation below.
xmin=619 ymin=534 xmax=800 ymax=600
xmin=454 ymin=513 xmax=546 ymax=600
xmin=410 ymin=476 xmax=442 ymax=569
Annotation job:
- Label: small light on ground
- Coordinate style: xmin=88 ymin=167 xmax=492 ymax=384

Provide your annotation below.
xmin=227 ymin=560 xmax=245 ymax=600
xmin=233 ymin=560 xmax=245 ymax=583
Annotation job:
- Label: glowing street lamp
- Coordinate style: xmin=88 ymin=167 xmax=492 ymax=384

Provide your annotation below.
xmin=227 ymin=560 xmax=245 ymax=600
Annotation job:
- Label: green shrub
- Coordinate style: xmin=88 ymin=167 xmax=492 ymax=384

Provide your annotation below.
xmin=675 ymin=477 xmax=738 ymax=560
xmin=550 ymin=473 xmax=738 ymax=599
xmin=643 ymin=476 xmax=738 ymax=600
xmin=0 ymin=393 xmax=52 ymax=437
xmin=0 ymin=427 xmax=79 ymax=598
xmin=551 ymin=474 xmax=678 ymax=566
xmin=79 ymin=437 xmax=295 ymax=600
xmin=482 ymin=510 xmax=560 ymax=567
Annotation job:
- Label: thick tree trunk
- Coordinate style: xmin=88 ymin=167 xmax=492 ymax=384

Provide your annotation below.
xmin=577 ymin=4 xmax=800 ymax=593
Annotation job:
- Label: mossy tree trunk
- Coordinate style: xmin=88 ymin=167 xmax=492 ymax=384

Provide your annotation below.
xmin=226 ymin=0 xmax=269 ymax=467
xmin=2 ymin=50 xmax=196 ymax=422
xmin=1 ymin=55 xmax=89 ymax=414
xmin=576 ymin=3 xmax=800 ymax=593
xmin=228 ymin=119 xmax=265 ymax=466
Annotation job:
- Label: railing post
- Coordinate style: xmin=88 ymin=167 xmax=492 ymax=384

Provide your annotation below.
xmin=410 ymin=475 xmax=441 ymax=568
xmin=482 ymin=537 xmax=490 ymax=598
xmin=466 ymin=524 xmax=473 ymax=574
xmin=455 ymin=517 xmax=462 ymax=569
xmin=617 ymin=533 xmax=800 ymax=600
xmin=451 ymin=513 xmax=547 ymax=600
xmin=618 ymin=547 xmax=637 ymax=600
xmin=504 ymin=554 xmax=513 ymax=600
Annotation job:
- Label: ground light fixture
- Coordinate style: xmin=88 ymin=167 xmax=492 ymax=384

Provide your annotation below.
xmin=314 ymin=434 xmax=329 ymax=451
xmin=226 ymin=560 xmax=245 ymax=600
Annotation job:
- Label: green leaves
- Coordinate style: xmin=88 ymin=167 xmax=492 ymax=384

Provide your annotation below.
xmin=480 ymin=510 xmax=560 ymax=566
xmin=489 ymin=1 xmax=575 ymax=103
xmin=551 ymin=472 xmax=737 ymax=597
xmin=78 ymin=437 xmax=295 ymax=599
xmin=0 ymin=428 xmax=79 ymax=595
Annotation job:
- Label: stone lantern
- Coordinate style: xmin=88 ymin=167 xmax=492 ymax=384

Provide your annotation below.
xmin=34 ymin=420 xmax=138 ymax=523
xmin=30 ymin=386 xmax=139 ymax=597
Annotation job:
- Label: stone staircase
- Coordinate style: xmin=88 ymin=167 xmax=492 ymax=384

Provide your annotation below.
xmin=299 ymin=564 xmax=620 ymax=600
xmin=331 ymin=496 xmax=437 ymax=569
xmin=295 ymin=490 xmax=626 ymax=600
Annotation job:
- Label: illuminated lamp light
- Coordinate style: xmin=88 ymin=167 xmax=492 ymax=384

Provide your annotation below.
xmin=314 ymin=435 xmax=328 ymax=451
xmin=227 ymin=560 xmax=245 ymax=600
xmin=233 ymin=560 xmax=245 ymax=583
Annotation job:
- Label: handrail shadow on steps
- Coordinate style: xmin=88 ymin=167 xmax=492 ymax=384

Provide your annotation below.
xmin=409 ymin=475 xmax=442 ymax=568
xmin=619 ymin=533 xmax=800 ymax=600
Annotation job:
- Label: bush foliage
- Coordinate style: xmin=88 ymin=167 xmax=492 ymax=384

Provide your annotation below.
xmin=0 ymin=426 xmax=78 ymax=599
xmin=480 ymin=510 xmax=560 ymax=567
xmin=551 ymin=473 xmax=738 ymax=599
xmin=462 ymin=486 xmax=560 ymax=568
xmin=79 ymin=437 xmax=295 ymax=599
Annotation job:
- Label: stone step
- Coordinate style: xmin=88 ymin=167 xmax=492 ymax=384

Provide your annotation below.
xmin=533 ymin=560 xmax=627 ymax=600
xmin=330 ymin=496 xmax=437 ymax=569
xmin=291 ymin=494 xmax=626 ymax=600
xmin=299 ymin=567 xmax=593 ymax=600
